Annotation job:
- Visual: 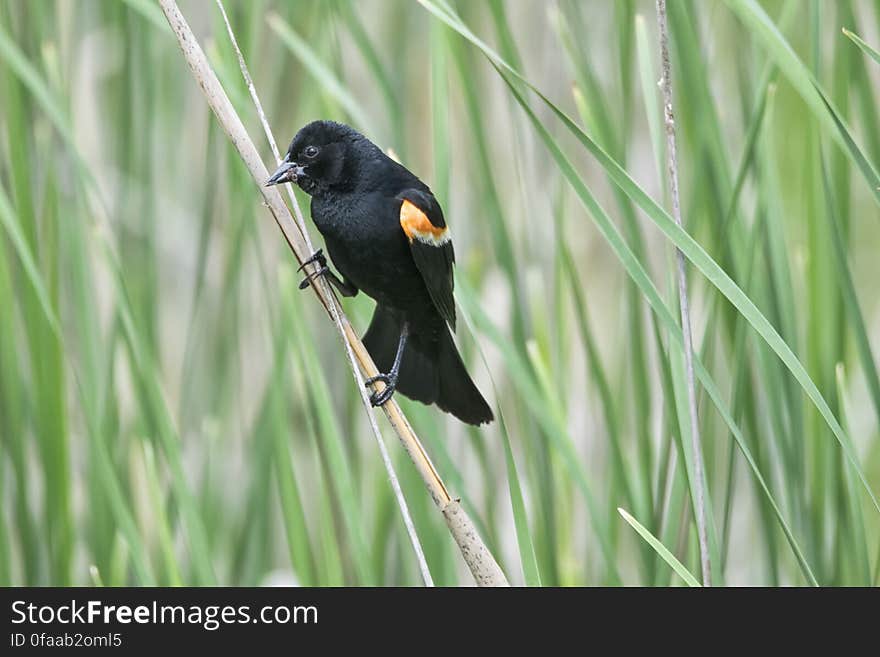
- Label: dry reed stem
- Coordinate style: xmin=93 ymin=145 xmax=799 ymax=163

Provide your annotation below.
xmin=158 ymin=0 xmax=508 ymax=587
xmin=214 ymin=0 xmax=433 ymax=588
xmin=655 ymin=0 xmax=711 ymax=586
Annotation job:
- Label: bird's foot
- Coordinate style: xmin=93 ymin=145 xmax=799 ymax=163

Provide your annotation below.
xmin=364 ymin=373 xmax=397 ymax=407
xmin=298 ymin=249 xmax=327 ymax=271
xmin=298 ymin=249 xmax=328 ymax=290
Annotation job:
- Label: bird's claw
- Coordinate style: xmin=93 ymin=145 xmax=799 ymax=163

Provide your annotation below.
xmin=369 ymin=386 xmax=396 ymax=407
xmin=365 ymin=373 xmax=396 ymax=407
xmin=298 ymin=250 xmax=329 ymax=290
xmin=298 ymin=266 xmax=329 ymax=290
xmin=298 ymin=249 xmax=327 ymax=272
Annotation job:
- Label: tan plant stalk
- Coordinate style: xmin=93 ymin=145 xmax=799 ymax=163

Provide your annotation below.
xmin=158 ymin=0 xmax=508 ymax=587
xmin=215 ymin=0 xmax=433 ymax=589
xmin=655 ymin=0 xmax=711 ymax=586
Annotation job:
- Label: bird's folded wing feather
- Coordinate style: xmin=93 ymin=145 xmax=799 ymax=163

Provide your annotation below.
xmin=397 ymin=189 xmax=456 ymax=329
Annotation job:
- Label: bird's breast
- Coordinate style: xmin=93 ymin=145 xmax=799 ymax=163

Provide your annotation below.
xmin=313 ymin=194 xmax=431 ymax=313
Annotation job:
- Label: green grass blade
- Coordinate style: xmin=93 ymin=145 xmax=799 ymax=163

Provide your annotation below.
xmin=0 ymin=186 xmax=61 ymax=336
xmin=1 ymin=186 xmax=158 ymax=585
xmin=457 ymin=277 xmax=622 ymax=584
xmin=267 ymin=13 xmax=373 ymax=134
xmin=107 ymin=246 xmax=217 ymax=585
xmin=4 ymin=0 xmax=875 ymax=589
xmin=819 ymin=153 xmax=880 ymax=435
xmin=499 ymin=407 xmax=542 ymax=586
xmin=417 ymin=1 xmax=877 ymax=520
xmin=618 ymin=508 xmax=701 ymax=587
xmin=635 ymin=13 xmax=665 ymax=185
xmin=139 ymin=442 xmax=182 ymax=586
xmin=288 ymin=299 xmax=377 ymax=586
xmin=724 ymin=0 xmax=880 ymax=209
xmin=833 ymin=365 xmax=872 ymax=585
xmin=449 ymin=48 xmax=820 ymax=581
xmin=843 ymin=28 xmax=880 ymax=65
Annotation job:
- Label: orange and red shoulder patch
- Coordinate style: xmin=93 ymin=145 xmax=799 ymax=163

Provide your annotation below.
xmin=400 ymin=199 xmax=450 ymax=246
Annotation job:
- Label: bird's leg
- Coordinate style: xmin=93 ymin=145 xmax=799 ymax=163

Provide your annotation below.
xmin=327 ymin=274 xmax=359 ymax=298
xmin=297 ymin=249 xmax=358 ymax=297
xmin=364 ymin=322 xmax=409 ymax=407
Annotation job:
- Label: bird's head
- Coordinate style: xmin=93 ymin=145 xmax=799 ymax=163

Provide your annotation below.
xmin=266 ymin=120 xmax=366 ymax=196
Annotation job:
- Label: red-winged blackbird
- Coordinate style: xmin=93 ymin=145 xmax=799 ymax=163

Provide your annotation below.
xmin=266 ymin=120 xmax=493 ymax=425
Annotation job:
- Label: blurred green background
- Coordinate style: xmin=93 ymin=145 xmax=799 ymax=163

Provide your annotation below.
xmin=1 ymin=0 xmax=879 ymax=586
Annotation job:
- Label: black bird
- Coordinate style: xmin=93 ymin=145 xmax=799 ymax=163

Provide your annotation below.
xmin=266 ymin=120 xmax=493 ymax=426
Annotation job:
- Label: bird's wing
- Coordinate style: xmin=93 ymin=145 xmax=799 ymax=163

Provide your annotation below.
xmin=397 ymin=189 xmax=456 ymax=329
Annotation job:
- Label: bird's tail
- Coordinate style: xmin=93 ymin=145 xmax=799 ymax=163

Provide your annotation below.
xmin=363 ymin=305 xmax=494 ymax=426
xmin=434 ymin=323 xmax=494 ymax=425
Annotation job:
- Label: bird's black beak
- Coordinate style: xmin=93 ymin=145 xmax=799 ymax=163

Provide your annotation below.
xmin=265 ymin=160 xmax=300 ymax=186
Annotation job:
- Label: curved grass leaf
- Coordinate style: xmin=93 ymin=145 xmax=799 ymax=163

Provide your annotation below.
xmin=417 ymin=0 xmax=878 ymax=524
xmin=506 ymin=66 xmax=821 ymax=583
xmin=419 ymin=0 xmax=821 ymax=584
xmin=843 ymin=28 xmax=880 ymax=66
xmin=456 ymin=298 xmax=543 ymax=587
xmin=0 ymin=187 xmax=61 ymax=336
xmin=724 ymin=0 xmax=880 ymax=210
xmin=498 ymin=417 xmax=542 ymax=587
xmin=618 ymin=508 xmax=701 ymax=587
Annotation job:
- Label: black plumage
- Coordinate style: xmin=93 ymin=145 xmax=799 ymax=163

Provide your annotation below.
xmin=266 ymin=120 xmax=493 ymax=425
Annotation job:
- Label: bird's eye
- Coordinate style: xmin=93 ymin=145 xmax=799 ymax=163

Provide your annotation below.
xmin=304 ymin=146 xmax=319 ymax=159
